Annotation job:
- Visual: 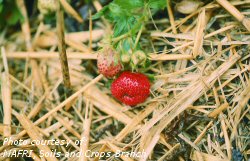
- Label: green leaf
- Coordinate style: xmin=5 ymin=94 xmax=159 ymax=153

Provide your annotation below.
xmin=92 ymin=5 xmax=109 ymax=19
xmin=130 ymin=20 xmax=143 ymax=35
xmin=122 ymin=39 xmax=132 ymax=52
xmin=109 ymin=3 xmax=124 ymax=17
xmin=144 ymin=73 xmax=155 ymax=82
xmin=7 ymin=2 xmax=23 ymax=25
xmin=44 ymin=14 xmax=56 ymax=24
xmin=93 ymin=0 xmax=144 ymax=22
xmin=105 ymin=79 xmax=113 ymax=88
xmin=7 ymin=7 xmax=23 ymax=25
xmin=0 ymin=4 xmax=3 ymax=13
xmin=148 ymin=0 xmax=167 ymax=9
xmin=113 ymin=18 xmax=127 ymax=37
xmin=114 ymin=0 xmax=144 ymax=11
xmin=0 ymin=0 xmax=23 ymax=28
xmin=84 ymin=0 xmax=93 ymax=3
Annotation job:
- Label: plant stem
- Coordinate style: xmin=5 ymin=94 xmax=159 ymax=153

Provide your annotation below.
xmin=112 ymin=32 xmax=131 ymax=43
xmin=133 ymin=25 xmax=143 ymax=50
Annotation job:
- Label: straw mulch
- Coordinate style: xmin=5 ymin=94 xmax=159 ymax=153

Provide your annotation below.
xmin=0 ymin=0 xmax=249 ymax=161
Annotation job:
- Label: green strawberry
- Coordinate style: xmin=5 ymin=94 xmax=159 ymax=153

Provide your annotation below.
xmin=38 ymin=0 xmax=57 ymax=15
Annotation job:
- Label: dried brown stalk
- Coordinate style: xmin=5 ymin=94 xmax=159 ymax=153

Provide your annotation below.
xmin=193 ymin=9 xmax=206 ymax=57
xmin=59 ymin=0 xmax=83 ymax=23
xmin=167 ymin=0 xmax=177 ymax=34
xmin=1 ymin=0 xmax=250 ymax=160
xmin=220 ymin=117 xmax=231 ymax=160
xmin=14 ymin=112 xmax=58 ymax=161
xmin=57 ymin=2 xmax=71 ymax=88
xmin=208 ymin=103 xmax=229 ymax=118
xmin=1 ymin=47 xmax=11 ymax=139
xmin=79 ymin=102 xmax=92 ymax=161
xmin=16 ymin=0 xmax=43 ymax=94
xmin=216 ymin=0 xmax=250 ymax=32
xmin=139 ymin=54 xmax=241 ymax=160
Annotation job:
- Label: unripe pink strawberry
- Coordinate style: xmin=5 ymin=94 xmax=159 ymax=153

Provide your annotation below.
xmin=97 ymin=47 xmax=122 ymax=78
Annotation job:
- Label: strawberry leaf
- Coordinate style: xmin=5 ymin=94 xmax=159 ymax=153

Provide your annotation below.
xmin=148 ymin=0 xmax=167 ymax=9
xmin=0 ymin=0 xmax=23 ymax=28
xmin=144 ymin=73 xmax=155 ymax=82
xmin=93 ymin=0 xmax=148 ymax=38
xmin=113 ymin=0 xmax=144 ymax=12
xmin=92 ymin=5 xmax=109 ymax=20
xmin=113 ymin=17 xmax=128 ymax=37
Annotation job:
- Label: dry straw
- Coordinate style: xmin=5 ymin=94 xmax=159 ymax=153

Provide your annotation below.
xmin=0 ymin=0 xmax=249 ymax=161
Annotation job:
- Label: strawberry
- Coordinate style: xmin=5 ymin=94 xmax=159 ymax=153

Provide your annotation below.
xmin=38 ymin=0 xmax=57 ymax=15
xmin=131 ymin=50 xmax=147 ymax=65
xmin=97 ymin=47 xmax=122 ymax=78
xmin=111 ymin=71 xmax=150 ymax=106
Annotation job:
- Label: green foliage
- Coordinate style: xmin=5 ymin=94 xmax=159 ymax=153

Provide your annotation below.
xmin=0 ymin=0 xmax=23 ymax=28
xmin=105 ymin=79 xmax=113 ymax=89
xmin=93 ymin=4 xmax=142 ymax=37
xmin=84 ymin=0 xmax=94 ymax=4
xmin=93 ymin=0 xmax=166 ymax=38
xmin=144 ymin=73 xmax=155 ymax=82
xmin=93 ymin=0 xmax=167 ymax=71
xmin=0 ymin=5 xmax=3 ymax=13
xmin=148 ymin=0 xmax=167 ymax=9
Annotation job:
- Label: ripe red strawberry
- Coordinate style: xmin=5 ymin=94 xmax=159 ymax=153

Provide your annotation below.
xmin=111 ymin=71 xmax=150 ymax=106
xmin=97 ymin=47 xmax=122 ymax=78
